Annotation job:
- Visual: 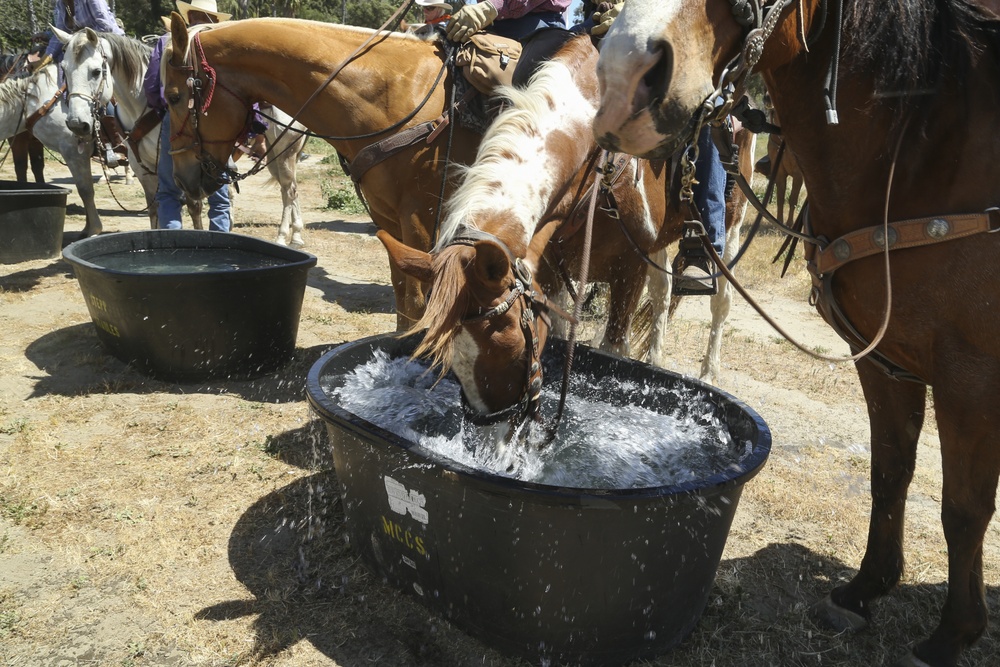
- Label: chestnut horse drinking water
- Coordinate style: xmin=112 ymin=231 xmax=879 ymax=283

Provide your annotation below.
xmin=379 ymin=33 xmax=754 ymax=438
xmin=593 ymin=1 xmax=1000 ymax=665
xmin=160 ymin=14 xmax=481 ymax=330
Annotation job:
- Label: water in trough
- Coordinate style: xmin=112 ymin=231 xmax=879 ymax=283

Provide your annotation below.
xmin=93 ymin=247 xmax=286 ymax=273
xmin=323 ymin=349 xmax=750 ymax=489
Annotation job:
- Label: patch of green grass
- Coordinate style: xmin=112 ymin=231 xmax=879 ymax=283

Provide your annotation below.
xmin=0 ymin=495 xmax=45 ymax=525
xmin=0 ymin=418 xmax=29 ymax=435
xmin=321 ymin=179 xmax=367 ymax=215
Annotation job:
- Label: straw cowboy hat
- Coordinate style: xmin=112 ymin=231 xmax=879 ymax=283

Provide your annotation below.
xmin=415 ymin=0 xmax=453 ymax=10
xmin=175 ymin=0 xmax=232 ymax=23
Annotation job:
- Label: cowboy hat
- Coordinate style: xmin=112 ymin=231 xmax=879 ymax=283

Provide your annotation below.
xmin=415 ymin=0 xmax=453 ymax=9
xmin=175 ymin=0 xmax=232 ymax=24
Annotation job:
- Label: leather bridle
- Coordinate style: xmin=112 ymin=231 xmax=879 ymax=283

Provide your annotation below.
xmin=444 ymin=227 xmax=574 ymax=428
xmin=166 ymin=28 xmax=254 ymax=192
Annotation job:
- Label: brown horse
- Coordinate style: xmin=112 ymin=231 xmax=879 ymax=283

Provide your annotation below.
xmin=378 ymin=33 xmax=754 ymax=438
xmin=592 ymin=1 xmax=1000 ymax=666
xmin=161 ymin=14 xmax=481 ymax=330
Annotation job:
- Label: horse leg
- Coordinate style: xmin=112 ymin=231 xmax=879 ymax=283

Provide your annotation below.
xmin=276 ymin=157 xmax=304 ymax=247
xmin=700 ymin=218 xmax=740 ymax=382
xmin=188 ymin=197 xmax=204 ymax=231
xmin=599 ymin=260 xmax=645 ymax=357
xmin=63 ymin=150 xmax=102 ymax=237
xmin=903 ymin=380 xmax=999 ymax=667
xmin=813 ymin=359 xmax=926 ymax=630
xmin=28 ymin=135 xmax=45 ymax=183
xmin=12 ymin=133 xmax=30 ymax=183
xmin=645 ymin=248 xmax=672 ymax=367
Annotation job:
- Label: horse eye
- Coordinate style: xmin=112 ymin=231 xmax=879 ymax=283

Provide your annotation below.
xmin=167 ymin=93 xmax=181 ymax=105
xmin=91 ymin=68 xmax=102 ymax=79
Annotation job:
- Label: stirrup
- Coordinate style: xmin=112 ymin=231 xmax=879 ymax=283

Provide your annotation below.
xmin=104 ymin=144 xmax=119 ymax=168
xmin=674 ymin=221 xmax=718 ymax=296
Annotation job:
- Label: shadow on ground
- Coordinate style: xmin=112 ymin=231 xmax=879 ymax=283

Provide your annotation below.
xmin=0 ymin=258 xmax=73 ymax=292
xmin=198 ymin=466 xmax=1000 ymax=667
xmin=308 ymin=218 xmax=377 ymax=236
xmin=308 ymin=266 xmax=394 ymax=314
xmin=24 ymin=322 xmax=343 ymax=404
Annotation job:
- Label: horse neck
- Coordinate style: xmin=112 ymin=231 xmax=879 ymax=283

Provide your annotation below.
xmin=437 ymin=42 xmax=601 ymax=256
xmin=107 ymin=40 xmax=151 ymax=126
xmin=764 ymin=28 xmax=999 ymax=239
xmin=0 ymin=76 xmax=35 ymax=137
xmin=205 ymin=20 xmax=446 ymax=148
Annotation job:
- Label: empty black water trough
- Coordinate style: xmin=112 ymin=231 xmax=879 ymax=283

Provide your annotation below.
xmin=306 ymin=333 xmax=772 ymax=667
xmin=0 ymin=180 xmax=69 ymax=263
xmin=63 ymin=230 xmax=316 ymax=381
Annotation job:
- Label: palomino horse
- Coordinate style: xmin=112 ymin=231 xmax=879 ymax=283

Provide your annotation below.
xmin=57 ymin=27 xmax=308 ymax=245
xmin=0 ymin=64 xmax=101 ymax=237
xmin=160 ymin=14 xmax=482 ymax=329
xmin=592 ymin=1 xmax=1000 ymax=666
xmin=378 ymin=33 xmax=754 ymax=435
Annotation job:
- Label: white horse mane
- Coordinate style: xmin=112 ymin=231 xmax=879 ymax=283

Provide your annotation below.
xmin=0 ymin=75 xmax=33 ymax=110
xmin=436 ymin=58 xmax=596 ymax=249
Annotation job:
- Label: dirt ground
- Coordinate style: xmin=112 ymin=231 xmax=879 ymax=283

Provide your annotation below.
xmin=0 ymin=148 xmax=997 ymax=667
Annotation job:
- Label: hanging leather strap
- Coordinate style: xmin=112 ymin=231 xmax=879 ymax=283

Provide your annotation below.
xmin=25 ymin=85 xmax=66 ymax=132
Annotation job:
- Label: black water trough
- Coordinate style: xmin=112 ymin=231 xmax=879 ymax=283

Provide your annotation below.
xmin=63 ymin=230 xmax=316 ymax=381
xmin=0 ymin=180 xmax=69 ymax=263
xmin=306 ymin=333 xmax=772 ymax=667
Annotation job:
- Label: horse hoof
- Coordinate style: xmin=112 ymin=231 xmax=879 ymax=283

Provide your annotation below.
xmin=893 ymin=651 xmax=933 ymax=667
xmin=290 ymin=238 xmax=306 ymax=249
xmin=810 ymin=595 xmax=868 ymax=632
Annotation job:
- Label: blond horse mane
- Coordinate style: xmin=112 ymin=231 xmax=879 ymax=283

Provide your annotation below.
xmin=436 ymin=57 xmax=586 ymax=249
xmin=408 ymin=247 xmax=475 ymax=375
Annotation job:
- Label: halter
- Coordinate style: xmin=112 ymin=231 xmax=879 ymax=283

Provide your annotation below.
xmin=167 ymin=28 xmax=255 ymax=192
xmin=444 ymin=227 xmax=567 ymax=428
xmin=64 ymin=38 xmax=113 ymax=143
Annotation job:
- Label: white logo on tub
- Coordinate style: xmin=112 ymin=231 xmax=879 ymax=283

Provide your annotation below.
xmin=384 ymin=476 xmax=429 ymax=524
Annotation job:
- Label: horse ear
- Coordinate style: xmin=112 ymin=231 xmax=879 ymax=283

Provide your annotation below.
xmin=169 ymin=12 xmax=189 ymax=67
xmin=472 ymin=240 xmax=511 ymax=293
xmin=84 ymin=27 xmax=99 ymax=44
xmin=376 ymin=230 xmax=435 ymax=284
xmin=51 ymin=25 xmax=72 ymax=45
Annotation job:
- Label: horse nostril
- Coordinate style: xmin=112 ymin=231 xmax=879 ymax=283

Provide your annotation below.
xmin=642 ymin=41 xmax=672 ymax=108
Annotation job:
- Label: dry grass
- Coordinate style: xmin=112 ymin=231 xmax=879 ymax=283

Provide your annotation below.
xmin=0 ymin=144 xmax=997 ymax=667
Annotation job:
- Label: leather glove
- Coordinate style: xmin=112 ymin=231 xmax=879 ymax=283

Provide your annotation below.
xmin=447 ymin=2 xmax=499 ymax=43
xmin=590 ymin=1 xmax=625 ymax=36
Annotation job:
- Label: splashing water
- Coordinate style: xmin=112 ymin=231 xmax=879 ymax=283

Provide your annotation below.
xmin=324 ymin=350 xmax=751 ymax=490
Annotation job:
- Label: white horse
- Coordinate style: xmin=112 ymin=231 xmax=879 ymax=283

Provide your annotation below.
xmin=0 ymin=64 xmax=102 ymax=237
xmin=57 ymin=28 xmax=309 ymax=246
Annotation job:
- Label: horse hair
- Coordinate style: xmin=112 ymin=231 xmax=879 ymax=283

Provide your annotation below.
xmin=437 ymin=57 xmax=579 ymax=249
xmin=0 ymin=76 xmax=33 ymax=110
xmin=409 ymin=248 xmax=474 ymax=375
xmin=71 ymin=32 xmax=152 ymax=93
xmin=843 ymin=0 xmax=1000 ymax=94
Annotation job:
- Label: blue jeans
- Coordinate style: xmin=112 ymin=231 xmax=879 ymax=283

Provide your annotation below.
xmin=692 ymin=125 xmax=726 ymax=256
xmin=156 ymin=118 xmax=231 ymax=232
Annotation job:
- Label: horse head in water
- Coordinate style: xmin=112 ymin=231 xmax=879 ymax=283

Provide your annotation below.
xmin=593 ymin=2 xmax=1000 ymax=666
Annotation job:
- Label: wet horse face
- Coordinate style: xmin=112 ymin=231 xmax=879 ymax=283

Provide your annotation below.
xmin=593 ymin=0 xmax=798 ymax=158
xmin=55 ymin=28 xmax=114 ymax=138
xmin=377 ymin=230 xmax=550 ymax=444
xmin=162 ymin=13 xmax=247 ymax=199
